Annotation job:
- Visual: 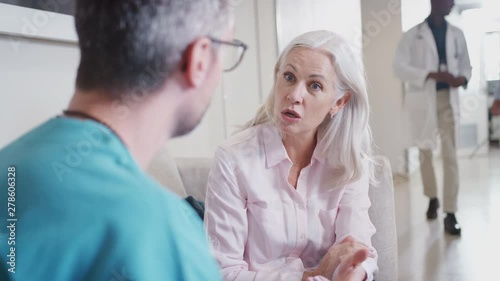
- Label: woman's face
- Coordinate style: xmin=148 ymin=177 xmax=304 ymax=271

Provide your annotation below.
xmin=273 ymin=47 xmax=349 ymax=136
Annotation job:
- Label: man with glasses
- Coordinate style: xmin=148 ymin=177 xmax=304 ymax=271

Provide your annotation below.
xmin=0 ymin=0 xmax=246 ymax=280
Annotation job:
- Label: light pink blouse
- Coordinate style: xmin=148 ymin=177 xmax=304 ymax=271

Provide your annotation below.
xmin=204 ymin=123 xmax=378 ymax=281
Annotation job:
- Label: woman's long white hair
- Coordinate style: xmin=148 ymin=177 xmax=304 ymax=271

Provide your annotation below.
xmin=242 ymin=30 xmax=375 ymax=186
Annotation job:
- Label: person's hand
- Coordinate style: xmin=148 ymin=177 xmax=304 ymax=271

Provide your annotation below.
xmin=306 ymin=276 xmax=330 ymax=281
xmin=427 ymin=72 xmax=455 ymax=84
xmin=492 ymin=99 xmax=500 ymax=116
xmin=449 ymin=77 xmax=467 ymax=88
xmin=302 ymin=236 xmax=374 ymax=281
xmin=332 ymin=248 xmax=369 ymax=281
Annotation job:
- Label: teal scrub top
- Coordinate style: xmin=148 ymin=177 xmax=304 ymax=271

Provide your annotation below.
xmin=0 ymin=117 xmax=221 ymax=281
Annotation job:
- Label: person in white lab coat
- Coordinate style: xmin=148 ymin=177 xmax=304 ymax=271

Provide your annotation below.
xmin=394 ymin=0 xmax=472 ymax=235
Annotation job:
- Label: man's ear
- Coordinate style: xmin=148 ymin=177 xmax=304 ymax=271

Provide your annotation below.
xmin=329 ymin=92 xmax=352 ymax=117
xmin=181 ymin=37 xmax=214 ymax=88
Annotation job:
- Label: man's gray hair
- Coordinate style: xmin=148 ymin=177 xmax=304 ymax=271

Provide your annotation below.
xmin=75 ymin=0 xmax=232 ymax=97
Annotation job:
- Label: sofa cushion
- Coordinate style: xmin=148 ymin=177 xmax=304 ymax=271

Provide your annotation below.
xmin=147 ymin=145 xmax=187 ymax=197
xmin=175 ymin=158 xmax=213 ymax=201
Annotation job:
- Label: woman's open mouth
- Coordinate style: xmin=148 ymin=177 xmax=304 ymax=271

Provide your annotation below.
xmin=281 ymin=109 xmax=301 ymax=123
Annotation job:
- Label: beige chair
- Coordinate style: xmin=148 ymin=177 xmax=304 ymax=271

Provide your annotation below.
xmin=148 ymin=150 xmax=398 ymax=281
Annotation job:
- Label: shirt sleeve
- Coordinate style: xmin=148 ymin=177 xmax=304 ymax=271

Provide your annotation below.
xmin=393 ymin=29 xmax=432 ymax=88
xmin=204 ymin=147 xmax=304 ymax=281
xmin=333 ymin=170 xmax=378 ymax=281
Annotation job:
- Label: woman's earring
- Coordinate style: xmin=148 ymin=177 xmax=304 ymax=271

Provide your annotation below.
xmin=330 ymin=112 xmax=334 ymax=119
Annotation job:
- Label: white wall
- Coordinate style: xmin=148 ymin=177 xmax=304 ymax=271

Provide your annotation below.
xmin=401 ymin=0 xmax=430 ymax=32
xmin=276 ymin=0 xmax=362 ymax=50
xmin=0 ymin=4 xmax=80 ymax=150
xmin=0 ymin=35 xmax=79 ymax=148
xmin=360 ymin=0 xmax=409 ymax=175
xmin=255 ymin=0 xmax=278 ymax=102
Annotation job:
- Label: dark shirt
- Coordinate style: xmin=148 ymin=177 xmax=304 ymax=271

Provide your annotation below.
xmin=427 ymin=17 xmax=450 ymax=90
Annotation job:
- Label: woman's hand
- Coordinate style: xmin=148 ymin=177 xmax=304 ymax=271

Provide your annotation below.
xmin=331 ymin=248 xmax=369 ymax=281
xmin=427 ymin=72 xmax=455 ymax=83
xmin=304 ymin=236 xmax=373 ymax=280
xmin=306 ymin=276 xmax=330 ymax=281
xmin=304 ymin=247 xmax=369 ymax=281
xmin=449 ymin=76 xmax=468 ymax=88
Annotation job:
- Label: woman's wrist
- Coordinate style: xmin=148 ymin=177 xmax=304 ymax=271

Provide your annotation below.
xmin=302 ymin=270 xmax=317 ymax=281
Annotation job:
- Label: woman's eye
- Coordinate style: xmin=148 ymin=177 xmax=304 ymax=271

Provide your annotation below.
xmin=310 ymin=82 xmax=323 ymax=91
xmin=284 ymin=72 xmax=295 ymax=82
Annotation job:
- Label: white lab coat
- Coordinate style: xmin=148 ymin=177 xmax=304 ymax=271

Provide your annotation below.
xmin=393 ymin=20 xmax=472 ymax=148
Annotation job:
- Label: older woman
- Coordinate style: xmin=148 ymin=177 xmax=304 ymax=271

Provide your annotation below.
xmin=205 ymin=30 xmax=377 ymax=281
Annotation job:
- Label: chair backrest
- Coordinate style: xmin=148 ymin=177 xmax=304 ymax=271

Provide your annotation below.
xmin=369 ymin=156 xmax=399 ymax=281
xmin=147 ymin=145 xmax=187 ymax=197
xmin=176 ymin=157 xmax=213 ymax=200
xmin=173 ymin=156 xmax=398 ymax=281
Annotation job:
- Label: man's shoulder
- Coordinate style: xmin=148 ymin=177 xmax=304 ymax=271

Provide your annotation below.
xmin=0 ymin=119 xmax=53 ymax=157
xmin=447 ymin=23 xmax=465 ymax=35
xmin=403 ymin=22 xmax=423 ymax=36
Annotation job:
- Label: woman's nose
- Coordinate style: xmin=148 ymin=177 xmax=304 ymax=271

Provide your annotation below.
xmin=287 ymin=84 xmax=305 ymax=104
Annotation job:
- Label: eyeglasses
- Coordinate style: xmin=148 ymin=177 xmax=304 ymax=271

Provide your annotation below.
xmin=210 ymin=37 xmax=248 ymax=72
